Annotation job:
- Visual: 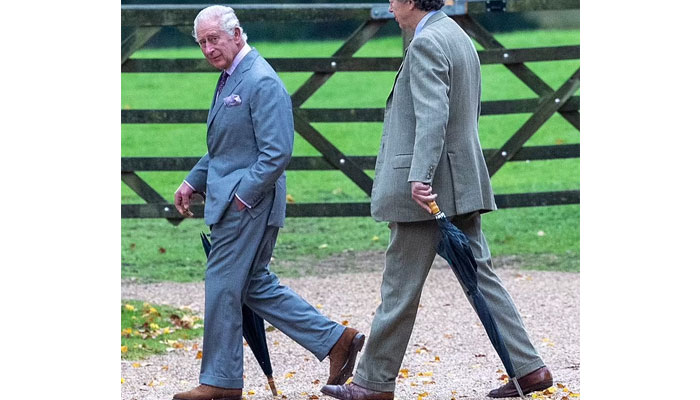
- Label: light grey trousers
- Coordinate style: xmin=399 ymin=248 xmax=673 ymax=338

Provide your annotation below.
xmin=199 ymin=194 xmax=345 ymax=388
xmin=353 ymin=212 xmax=544 ymax=392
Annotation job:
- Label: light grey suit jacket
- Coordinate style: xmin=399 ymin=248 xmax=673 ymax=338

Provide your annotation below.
xmin=185 ymin=49 xmax=293 ymax=227
xmin=371 ymin=11 xmax=496 ymax=223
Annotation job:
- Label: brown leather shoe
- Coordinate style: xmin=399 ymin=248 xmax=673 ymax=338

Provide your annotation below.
xmin=327 ymin=327 xmax=366 ymax=385
xmin=487 ymin=366 xmax=553 ymax=398
xmin=321 ymin=383 xmax=394 ymax=400
xmin=172 ymin=384 xmax=242 ymax=400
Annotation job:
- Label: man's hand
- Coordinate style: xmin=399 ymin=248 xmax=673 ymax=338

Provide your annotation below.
xmin=174 ymin=182 xmax=195 ymax=218
xmin=411 ymin=181 xmax=437 ymax=213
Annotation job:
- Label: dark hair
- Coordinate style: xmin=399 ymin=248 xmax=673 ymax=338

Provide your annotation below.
xmin=412 ymin=0 xmax=445 ymax=12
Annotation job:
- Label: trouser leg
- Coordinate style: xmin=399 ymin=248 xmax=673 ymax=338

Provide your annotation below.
xmin=243 ymin=225 xmax=344 ymax=361
xmin=199 ymin=202 xmax=268 ymax=389
xmin=452 ymin=212 xmax=545 ymax=377
xmin=353 ymin=220 xmax=440 ymax=392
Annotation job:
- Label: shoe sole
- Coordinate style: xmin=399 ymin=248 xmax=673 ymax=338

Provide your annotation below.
xmin=489 ymin=379 xmax=554 ymax=398
xmin=173 ymin=397 xmax=241 ymax=400
xmin=330 ymin=333 xmax=366 ymax=385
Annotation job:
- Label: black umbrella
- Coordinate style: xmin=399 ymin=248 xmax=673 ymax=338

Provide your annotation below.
xmin=200 ymin=232 xmax=278 ymax=396
xmin=427 ymin=202 xmax=525 ymax=399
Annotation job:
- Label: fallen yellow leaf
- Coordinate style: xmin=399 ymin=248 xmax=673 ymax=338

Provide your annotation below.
xmin=121 ymin=345 xmax=128 ymax=353
xmin=131 ymin=363 xmax=141 ymax=368
xmin=124 ymin=304 xmax=135 ymax=311
xmin=284 ymin=371 xmax=296 ymax=379
xmin=121 ymin=377 xmax=125 ymax=384
xmin=195 ymin=350 xmax=203 ymax=359
xmin=248 ymin=390 xmax=256 ymax=395
xmin=286 ymin=194 xmax=295 ymax=203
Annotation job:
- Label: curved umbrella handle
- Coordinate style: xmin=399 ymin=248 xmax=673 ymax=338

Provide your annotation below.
xmin=428 ymin=201 xmax=445 ymax=219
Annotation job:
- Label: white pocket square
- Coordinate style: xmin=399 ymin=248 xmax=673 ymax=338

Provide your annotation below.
xmin=224 ymin=94 xmax=242 ymax=107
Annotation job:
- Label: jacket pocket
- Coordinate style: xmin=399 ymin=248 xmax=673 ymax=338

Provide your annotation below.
xmin=391 ymin=153 xmax=413 ymax=169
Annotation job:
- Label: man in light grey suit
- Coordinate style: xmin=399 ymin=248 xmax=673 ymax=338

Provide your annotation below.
xmin=322 ymin=1 xmax=552 ymax=399
xmin=172 ymin=6 xmax=365 ymax=400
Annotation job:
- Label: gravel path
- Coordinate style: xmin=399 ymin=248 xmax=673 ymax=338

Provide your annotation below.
xmin=121 ymin=257 xmax=579 ymax=400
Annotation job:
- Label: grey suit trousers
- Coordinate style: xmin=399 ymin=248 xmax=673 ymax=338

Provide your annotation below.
xmin=200 ymin=194 xmax=345 ymax=388
xmin=353 ymin=212 xmax=544 ymax=392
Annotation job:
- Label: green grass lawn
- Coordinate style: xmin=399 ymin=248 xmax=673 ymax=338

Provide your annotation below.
xmin=121 ymin=300 xmax=204 ymax=360
xmin=122 ymin=30 xmax=580 ymax=282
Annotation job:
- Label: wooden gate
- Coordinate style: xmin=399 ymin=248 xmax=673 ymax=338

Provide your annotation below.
xmin=121 ymin=0 xmax=580 ymax=224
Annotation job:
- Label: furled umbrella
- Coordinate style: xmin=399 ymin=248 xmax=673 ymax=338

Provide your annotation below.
xmin=200 ymin=232 xmax=277 ymax=396
xmin=427 ymin=202 xmax=525 ymax=399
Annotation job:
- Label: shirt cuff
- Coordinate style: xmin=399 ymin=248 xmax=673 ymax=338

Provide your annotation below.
xmin=235 ymin=194 xmax=251 ymax=208
xmin=183 ymin=180 xmax=196 ymax=191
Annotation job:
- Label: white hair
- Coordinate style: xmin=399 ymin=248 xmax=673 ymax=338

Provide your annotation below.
xmin=192 ymin=5 xmax=248 ymax=42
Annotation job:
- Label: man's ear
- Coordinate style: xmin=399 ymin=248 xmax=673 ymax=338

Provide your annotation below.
xmin=233 ymin=27 xmax=242 ymax=43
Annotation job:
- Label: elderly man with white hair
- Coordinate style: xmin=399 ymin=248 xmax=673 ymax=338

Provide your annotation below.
xmin=172 ymin=6 xmax=365 ymax=400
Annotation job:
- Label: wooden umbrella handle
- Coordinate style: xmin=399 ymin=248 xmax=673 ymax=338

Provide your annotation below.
xmin=428 ymin=201 xmax=440 ymax=215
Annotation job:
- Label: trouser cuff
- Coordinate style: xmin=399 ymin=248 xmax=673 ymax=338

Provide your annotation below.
xmin=352 ymin=373 xmax=396 ymax=392
xmin=514 ymin=358 xmax=546 ymax=378
xmin=200 ymin=373 xmax=243 ymax=389
xmin=314 ymin=323 xmax=346 ymax=361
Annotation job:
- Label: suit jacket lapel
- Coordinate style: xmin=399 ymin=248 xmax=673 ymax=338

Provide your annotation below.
xmin=206 ymin=50 xmax=260 ymax=130
xmin=386 ymin=46 xmax=409 ymax=103
xmin=385 ymin=12 xmax=448 ymax=104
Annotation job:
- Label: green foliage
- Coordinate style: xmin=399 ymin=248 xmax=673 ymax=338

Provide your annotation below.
xmin=122 ymin=30 xmax=580 ymax=281
xmin=121 ymin=300 xmax=204 ymax=360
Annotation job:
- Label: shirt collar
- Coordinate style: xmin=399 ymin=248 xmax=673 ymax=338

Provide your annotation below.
xmin=415 ymin=10 xmax=438 ymax=37
xmin=225 ymin=43 xmax=252 ymax=76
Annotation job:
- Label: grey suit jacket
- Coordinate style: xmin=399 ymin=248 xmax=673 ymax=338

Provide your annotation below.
xmin=186 ymin=49 xmax=293 ymax=227
xmin=371 ymin=11 xmax=496 ymax=223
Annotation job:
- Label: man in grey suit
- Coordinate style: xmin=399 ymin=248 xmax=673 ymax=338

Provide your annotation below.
xmin=322 ymin=1 xmax=552 ymax=399
xmin=172 ymin=6 xmax=365 ymax=400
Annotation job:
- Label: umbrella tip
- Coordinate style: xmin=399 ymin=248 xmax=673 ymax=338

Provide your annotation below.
xmin=511 ymin=376 xmax=525 ymax=399
xmin=267 ymin=376 xmax=277 ymax=396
